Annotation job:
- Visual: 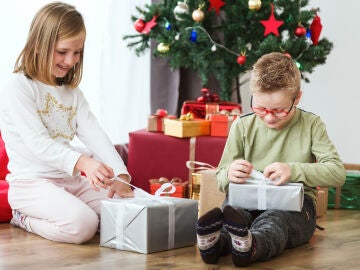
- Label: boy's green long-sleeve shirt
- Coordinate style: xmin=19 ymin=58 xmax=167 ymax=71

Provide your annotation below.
xmin=216 ymin=108 xmax=346 ymax=201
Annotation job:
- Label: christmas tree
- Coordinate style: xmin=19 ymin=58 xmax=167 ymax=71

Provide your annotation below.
xmin=124 ymin=0 xmax=333 ymax=101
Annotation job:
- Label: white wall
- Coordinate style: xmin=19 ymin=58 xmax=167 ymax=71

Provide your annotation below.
xmin=241 ymin=1 xmax=360 ymax=164
xmin=301 ymin=1 xmax=360 ymax=163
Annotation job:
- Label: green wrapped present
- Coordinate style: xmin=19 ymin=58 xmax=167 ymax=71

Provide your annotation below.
xmin=328 ymin=171 xmax=360 ymax=209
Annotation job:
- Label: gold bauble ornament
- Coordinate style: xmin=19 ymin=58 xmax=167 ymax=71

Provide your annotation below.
xmin=192 ymin=9 xmax=205 ymax=22
xmin=157 ymin=43 xmax=170 ymax=53
xmin=248 ymin=0 xmax=262 ymax=10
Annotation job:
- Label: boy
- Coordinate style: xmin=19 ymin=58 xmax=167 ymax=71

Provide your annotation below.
xmin=196 ymin=52 xmax=346 ymax=267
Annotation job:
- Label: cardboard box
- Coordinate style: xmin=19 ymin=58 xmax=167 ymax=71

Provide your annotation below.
xmin=196 ymin=170 xmax=226 ymax=217
xmin=229 ymin=181 xmax=304 ymax=212
xmin=164 ymin=118 xmax=211 ymax=138
xmin=316 ymin=188 xmax=328 ymax=217
xmin=100 ymin=197 xmax=198 ymax=254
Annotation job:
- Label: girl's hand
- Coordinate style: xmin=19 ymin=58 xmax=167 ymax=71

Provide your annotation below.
xmin=228 ymin=159 xmax=253 ymax=184
xmin=75 ymin=155 xmax=114 ymax=191
xmin=107 ymin=174 xmax=134 ymax=198
xmin=263 ymin=162 xmax=291 ymax=186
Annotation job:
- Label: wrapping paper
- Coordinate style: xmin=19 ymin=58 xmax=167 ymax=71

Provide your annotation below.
xmin=100 ymin=197 xmax=198 ymax=254
xmin=209 ymin=114 xmax=237 ymax=137
xmin=147 ymin=113 xmax=176 ymax=132
xmin=197 ymin=169 xmax=226 ymax=217
xmin=316 ymin=188 xmax=328 ymax=217
xmin=149 ymin=178 xmax=188 ymax=198
xmin=127 ymin=129 xmax=226 ymax=192
xmin=164 ymin=118 xmax=211 ymax=138
xmin=181 ymin=100 xmax=242 ymax=119
xmin=229 ymin=180 xmax=304 ymax=212
xmin=327 ymin=171 xmax=360 ymax=209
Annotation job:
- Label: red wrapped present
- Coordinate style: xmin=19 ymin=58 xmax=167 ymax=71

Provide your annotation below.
xmin=181 ymin=88 xmax=241 ymax=119
xmin=127 ymin=129 xmax=226 ymax=192
xmin=181 ymin=100 xmax=241 ymax=119
xmin=147 ymin=109 xmax=177 ymax=132
xmin=149 ymin=177 xmax=188 ymax=198
xmin=210 ymin=114 xmax=237 ymax=137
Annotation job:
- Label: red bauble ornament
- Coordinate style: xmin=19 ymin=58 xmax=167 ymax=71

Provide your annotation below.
xmin=295 ymin=25 xmax=306 ymax=37
xmin=310 ymin=15 xmax=323 ymax=46
xmin=237 ymin=55 xmax=247 ymax=65
xmin=134 ymin=19 xmax=145 ymax=33
xmin=197 ymin=96 xmax=205 ymax=103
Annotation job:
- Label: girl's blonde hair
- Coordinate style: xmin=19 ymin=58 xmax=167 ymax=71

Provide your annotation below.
xmin=250 ymin=52 xmax=301 ymax=97
xmin=14 ymin=2 xmax=86 ymax=88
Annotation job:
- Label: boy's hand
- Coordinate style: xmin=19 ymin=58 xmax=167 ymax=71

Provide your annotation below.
xmin=107 ymin=174 xmax=134 ymax=198
xmin=228 ymin=159 xmax=253 ymax=183
xmin=263 ymin=162 xmax=291 ymax=185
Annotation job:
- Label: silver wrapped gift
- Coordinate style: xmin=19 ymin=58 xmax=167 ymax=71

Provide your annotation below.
xmin=100 ymin=197 xmax=198 ymax=254
xmin=228 ymin=180 xmax=304 ymax=212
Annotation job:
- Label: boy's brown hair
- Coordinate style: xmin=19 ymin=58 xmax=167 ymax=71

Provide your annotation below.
xmin=250 ymin=52 xmax=301 ymax=97
xmin=14 ymin=2 xmax=86 ymax=88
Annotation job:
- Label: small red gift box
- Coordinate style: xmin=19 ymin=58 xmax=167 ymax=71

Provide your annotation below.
xmin=147 ymin=109 xmax=176 ymax=132
xmin=210 ymin=114 xmax=237 ymax=137
xmin=149 ymin=177 xmax=189 ymax=198
xmin=181 ymin=101 xmax=241 ymax=119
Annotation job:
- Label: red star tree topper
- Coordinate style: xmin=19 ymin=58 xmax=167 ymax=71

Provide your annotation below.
xmin=260 ymin=4 xmax=284 ymax=36
xmin=141 ymin=16 xmax=158 ymax=34
xmin=208 ymin=0 xmax=225 ymax=15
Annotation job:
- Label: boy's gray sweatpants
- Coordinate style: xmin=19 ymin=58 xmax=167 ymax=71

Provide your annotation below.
xmin=221 ymin=195 xmax=317 ymax=261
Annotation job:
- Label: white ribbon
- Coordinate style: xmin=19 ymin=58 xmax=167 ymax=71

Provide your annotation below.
xmin=186 ymin=160 xmax=216 ymax=171
xmin=112 ymin=177 xmax=177 ymax=249
xmin=250 ymin=170 xmax=272 ymax=210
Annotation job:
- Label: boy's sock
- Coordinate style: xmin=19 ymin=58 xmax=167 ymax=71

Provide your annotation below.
xmin=10 ymin=209 xmax=32 ymax=233
xmin=223 ymin=205 xmax=255 ymax=267
xmin=196 ymin=207 xmax=223 ymax=264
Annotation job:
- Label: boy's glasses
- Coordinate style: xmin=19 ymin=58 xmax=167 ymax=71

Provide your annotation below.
xmin=250 ymin=96 xmax=295 ymax=118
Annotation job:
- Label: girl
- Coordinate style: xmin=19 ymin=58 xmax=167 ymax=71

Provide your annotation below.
xmin=0 ymin=2 xmax=132 ymax=244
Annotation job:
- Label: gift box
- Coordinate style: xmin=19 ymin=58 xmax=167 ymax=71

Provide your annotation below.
xmin=100 ymin=197 xmax=198 ymax=254
xmin=127 ymin=129 xmax=227 ymax=192
xmin=327 ymin=170 xmax=360 ymax=209
xmin=228 ymin=180 xmax=304 ymax=212
xmin=209 ymin=114 xmax=237 ymax=137
xmin=147 ymin=109 xmax=176 ymax=132
xmin=316 ymin=188 xmax=328 ymax=217
xmin=195 ymin=170 xmax=226 ymax=217
xmin=181 ymin=100 xmax=241 ymax=119
xmin=149 ymin=178 xmax=188 ymax=198
xmin=164 ymin=118 xmax=211 ymax=138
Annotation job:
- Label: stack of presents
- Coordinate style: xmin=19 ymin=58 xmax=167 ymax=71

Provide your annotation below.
xmin=1 ymin=88 xmax=360 ymax=254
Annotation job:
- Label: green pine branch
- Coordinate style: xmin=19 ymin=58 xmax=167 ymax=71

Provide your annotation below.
xmin=123 ymin=0 xmax=333 ymax=101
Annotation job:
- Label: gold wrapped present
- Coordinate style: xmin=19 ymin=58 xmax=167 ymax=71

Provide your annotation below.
xmin=164 ymin=115 xmax=211 ymax=138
